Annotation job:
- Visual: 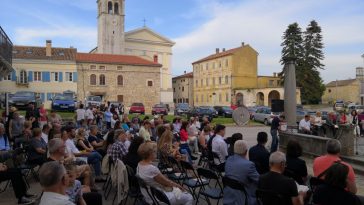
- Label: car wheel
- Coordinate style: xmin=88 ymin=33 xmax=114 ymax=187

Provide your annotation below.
xmin=264 ymin=119 xmax=269 ymax=126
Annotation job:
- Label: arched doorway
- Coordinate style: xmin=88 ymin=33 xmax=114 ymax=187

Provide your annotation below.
xmin=236 ymin=93 xmax=244 ymax=106
xmin=268 ymin=90 xmax=280 ymax=107
xmin=256 ymin=92 xmax=264 ymax=106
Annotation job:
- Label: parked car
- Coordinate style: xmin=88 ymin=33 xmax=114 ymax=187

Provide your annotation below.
xmin=129 ymin=103 xmax=145 ymax=115
xmin=333 ymin=101 xmax=345 ymax=112
xmin=152 ymin=104 xmax=168 ymax=115
xmin=51 ymin=95 xmax=76 ymax=112
xmin=85 ymin=96 xmax=102 ymax=107
xmin=213 ymin=106 xmax=233 ymax=118
xmin=8 ymin=91 xmax=41 ymax=109
xmin=252 ymin=107 xmax=281 ymax=125
xmin=174 ymin=103 xmax=190 ymax=116
xmin=186 ymin=106 xmax=216 ymax=122
xmin=248 ymin=106 xmax=264 ymax=120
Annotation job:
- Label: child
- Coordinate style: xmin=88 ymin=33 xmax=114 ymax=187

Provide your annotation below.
xmin=65 ymin=164 xmax=87 ymax=205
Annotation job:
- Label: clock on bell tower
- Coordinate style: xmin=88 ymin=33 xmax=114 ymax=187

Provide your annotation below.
xmin=97 ymin=0 xmax=125 ymax=54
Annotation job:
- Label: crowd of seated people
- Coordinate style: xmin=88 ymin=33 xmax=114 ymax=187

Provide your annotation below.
xmin=2 ymin=101 xmax=364 ymax=205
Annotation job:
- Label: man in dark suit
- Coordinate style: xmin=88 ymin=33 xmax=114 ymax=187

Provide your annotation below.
xmin=249 ymin=132 xmax=270 ymax=174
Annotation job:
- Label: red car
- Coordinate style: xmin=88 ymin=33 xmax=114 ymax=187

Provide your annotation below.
xmin=152 ymin=104 xmax=168 ymax=115
xmin=129 ymin=103 xmax=145 ymax=115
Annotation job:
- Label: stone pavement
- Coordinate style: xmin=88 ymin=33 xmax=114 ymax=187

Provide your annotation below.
xmin=1 ymin=125 xmax=364 ymax=205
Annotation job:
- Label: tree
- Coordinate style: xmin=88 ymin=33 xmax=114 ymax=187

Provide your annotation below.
xmin=279 ymin=21 xmax=326 ymax=104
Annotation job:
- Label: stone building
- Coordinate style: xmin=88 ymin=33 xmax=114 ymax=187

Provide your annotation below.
xmin=76 ymin=53 xmax=161 ymax=113
xmin=92 ymin=0 xmax=175 ymax=107
xmin=172 ymin=72 xmax=193 ymax=106
xmin=0 ymin=40 xmax=78 ymax=108
xmin=322 ymin=79 xmax=360 ymax=104
xmin=192 ymin=43 xmax=301 ymax=107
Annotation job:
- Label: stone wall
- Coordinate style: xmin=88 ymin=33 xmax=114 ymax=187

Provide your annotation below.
xmin=77 ymin=63 xmax=161 ymax=113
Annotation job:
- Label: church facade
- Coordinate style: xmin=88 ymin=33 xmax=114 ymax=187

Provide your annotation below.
xmin=91 ymin=0 xmax=175 ymax=107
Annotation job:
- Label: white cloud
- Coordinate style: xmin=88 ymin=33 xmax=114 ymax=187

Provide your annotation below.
xmin=172 ymin=0 xmax=364 ymax=83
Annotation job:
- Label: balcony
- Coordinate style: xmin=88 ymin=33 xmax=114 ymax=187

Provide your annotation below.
xmin=0 ymin=26 xmax=13 ymax=78
xmin=15 ymin=76 xmax=29 ymax=87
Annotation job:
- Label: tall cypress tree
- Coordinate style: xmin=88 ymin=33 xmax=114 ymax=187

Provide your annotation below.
xmin=280 ymin=23 xmax=304 ymax=67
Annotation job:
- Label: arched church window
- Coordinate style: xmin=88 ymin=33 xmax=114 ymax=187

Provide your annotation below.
xmin=114 ymin=3 xmax=119 ymax=14
xmin=100 ymin=74 xmax=106 ymax=85
xmin=108 ymin=1 xmax=113 ymax=14
xmin=153 ymin=55 xmax=158 ymax=63
xmin=90 ymin=74 xmax=96 ymax=85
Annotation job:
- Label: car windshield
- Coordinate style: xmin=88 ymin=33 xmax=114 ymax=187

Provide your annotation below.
xmin=54 ymin=95 xmax=73 ymax=101
xmin=177 ymin=104 xmax=189 ymax=108
xmin=336 ymin=104 xmax=344 ymax=107
xmin=222 ymin=106 xmax=232 ymax=111
xmin=154 ymin=104 xmax=164 ymax=108
xmin=87 ymin=96 xmax=101 ymax=102
xmin=132 ymin=103 xmax=143 ymax=107
xmin=14 ymin=92 xmax=33 ymax=97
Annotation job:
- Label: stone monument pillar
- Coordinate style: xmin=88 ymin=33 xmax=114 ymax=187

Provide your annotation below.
xmin=284 ymin=58 xmax=297 ymax=127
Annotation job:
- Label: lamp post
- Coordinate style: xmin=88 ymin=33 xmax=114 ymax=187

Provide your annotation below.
xmin=283 ymin=57 xmax=297 ymax=127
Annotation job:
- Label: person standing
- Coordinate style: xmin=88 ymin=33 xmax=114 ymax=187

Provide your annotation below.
xmin=85 ymin=106 xmax=94 ymax=127
xmin=25 ymin=102 xmax=40 ymax=128
xmin=38 ymin=104 xmax=48 ymax=129
xmin=76 ymin=104 xmax=86 ymax=128
xmin=270 ymin=115 xmax=280 ymax=153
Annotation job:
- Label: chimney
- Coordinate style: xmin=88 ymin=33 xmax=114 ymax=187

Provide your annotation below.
xmin=216 ymin=48 xmax=220 ymax=54
xmin=184 ymin=71 xmax=187 ymax=74
xmin=46 ymin=40 xmax=52 ymax=57
xmin=241 ymin=42 xmax=245 ymax=47
xmin=273 ymin=72 xmax=277 ymax=77
xmin=222 ymin=48 xmax=226 ymax=52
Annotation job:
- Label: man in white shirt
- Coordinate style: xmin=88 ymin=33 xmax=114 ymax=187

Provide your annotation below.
xmin=212 ymin=124 xmax=228 ymax=172
xmin=76 ymin=104 xmax=86 ymax=128
xmin=85 ymin=106 xmax=94 ymax=126
xmin=299 ymin=115 xmax=312 ymax=134
xmin=39 ymin=161 xmax=75 ymax=205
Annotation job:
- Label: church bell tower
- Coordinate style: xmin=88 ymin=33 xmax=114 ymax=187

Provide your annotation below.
xmin=97 ymin=0 xmax=125 ymax=54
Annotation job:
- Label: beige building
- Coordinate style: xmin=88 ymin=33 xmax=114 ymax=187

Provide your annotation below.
xmin=322 ymin=79 xmax=360 ymax=104
xmin=172 ymin=72 xmax=193 ymax=106
xmin=0 ymin=41 xmax=78 ymax=108
xmin=76 ymin=53 xmax=161 ymax=113
xmin=192 ymin=43 xmax=301 ymax=107
xmin=92 ymin=0 xmax=175 ymax=107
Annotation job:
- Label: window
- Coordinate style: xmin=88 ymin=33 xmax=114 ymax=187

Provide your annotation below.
xmin=219 ymin=61 xmax=222 ymax=68
xmin=219 ymin=77 xmax=222 ymax=84
xmin=153 ymin=55 xmax=158 ymax=63
xmin=200 ymin=79 xmax=203 ymax=86
xmin=182 ymin=87 xmax=184 ymax=92
xmin=117 ymin=75 xmax=123 ymax=86
xmin=328 ymin=89 xmax=331 ymax=93
xmin=65 ymin=72 xmax=73 ymax=82
xmin=51 ymin=72 xmax=59 ymax=82
xmin=99 ymin=74 xmax=106 ymax=85
xmin=201 ymin=94 xmax=204 ymax=102
xmin=3 ymin=73 xmax=11 ymax=81
xmin=206 ymin=94 xmax=209 ymax=103
xmin=90 ymin=74 xmax=96 ymax=85
xmin=114 ymin=2 xmax=119 ymax=14
xmin=174 ymin=99 xmax=177 ymax=103
xmin=108 ymin=1 xmax=113 ymax=14
xmin=225 ymin=75 xmax=229 ymax=84
xmin=173 ymin=88 xmax=175 ymax=92
xmin=269 ymin=80 xmax=274 ymax=86
xmin=90 ymin=65 xmax=96 ymax=70
xmin=226 ymin=93 xmax=229 ymax=102
xmin=147 ymin=80 xmax=153 ymax=87
xmin=99 ymin=66 xmax=106 ymax=70
xmin=19 ymin=70 xmax=27 ymax=84
xmin=34 ymin=72 xmax=42 ymax=81
xmin=186 ymin=99 xmax=189 ymax=103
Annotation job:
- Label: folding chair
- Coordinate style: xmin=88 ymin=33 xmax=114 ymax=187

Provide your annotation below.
xmin=121 ymin=165 xmax=144 ymax=205
xmin=103 ymin=156 xmax=115 ymax=200
xmin=196 ymin=168 xmax=223 ymax=205
xmin=166 ymin=156 xmax=185 ymax=184
xmin=136 ymin=176 xmax=157 ymax=205
xmin=150 ymin=186 xmax=171 ymax=205
xmin=222 ymin=176 xmax=248 ymax=205
xmin=179 ymin=160 xmax=208 ymax=200
xmin=0 ymin=180 xmax=10 ymax=193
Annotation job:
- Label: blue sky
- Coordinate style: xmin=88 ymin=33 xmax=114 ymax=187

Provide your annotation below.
xmin=1 ymin=0 xmax=364 ymax=83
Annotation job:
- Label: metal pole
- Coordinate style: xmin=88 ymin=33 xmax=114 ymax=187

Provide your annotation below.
xmin=283 ymin=57 xmax=297 ymax=127
xmin=5 ymin=92 xmax=9 ymax=121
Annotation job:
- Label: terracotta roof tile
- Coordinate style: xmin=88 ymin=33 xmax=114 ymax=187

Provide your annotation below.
xmin=13 ymin=45 xmax=76 ymax=61
xmin=76 ymin=53 xmax=162 ymax=67
xmin=173 ymin=72 xmax=193 ymax=79
xmin=192 ymin=47 xmax=241 ymax=64
xmin=326 ymin=79 xmax=357 ymax=87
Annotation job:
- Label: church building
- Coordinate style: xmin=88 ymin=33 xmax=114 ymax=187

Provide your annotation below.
xmin=89 ymin=0 xmax=175 ymax=107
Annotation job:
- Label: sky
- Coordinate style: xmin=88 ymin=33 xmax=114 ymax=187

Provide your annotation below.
xmin=1 ymin=0 xmax=364 ymax=83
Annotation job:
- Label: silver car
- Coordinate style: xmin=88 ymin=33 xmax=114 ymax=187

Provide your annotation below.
xmin=252 ymin=107 xmax=281 ymax=125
